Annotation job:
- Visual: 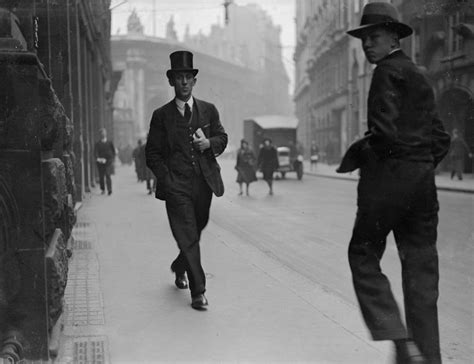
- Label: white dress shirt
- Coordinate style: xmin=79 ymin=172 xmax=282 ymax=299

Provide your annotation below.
xmin=175 ymin=96 xmax=194 ymax=117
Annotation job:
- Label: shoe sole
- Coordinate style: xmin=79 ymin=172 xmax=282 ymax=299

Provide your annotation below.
xmin=191 ymin=303 xmax=208 ymax=310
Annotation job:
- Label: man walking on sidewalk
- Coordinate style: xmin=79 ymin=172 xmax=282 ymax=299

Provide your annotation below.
xmin=95 ymin=128 xmax=116 ymax=195
xmin=342 ymin=3 xmax=450 ymax=363
xmin=146 ymin=50 xmax=228 ymax=310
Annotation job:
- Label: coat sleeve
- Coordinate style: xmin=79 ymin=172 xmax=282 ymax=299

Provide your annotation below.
xmin=273 ymin=148 xmax=279 ymax=169
xmin=208 ymin=104 xmax=228 ymax=157
xmin=367 ymin=64 xmax=402 ymax=154
xmin=145 ymin=109 xmax=169 ymax=184
xmin=110 ymin=142 xmax=116 ymax=158
xmin=431 ymin=115 xmax=450 ymax=167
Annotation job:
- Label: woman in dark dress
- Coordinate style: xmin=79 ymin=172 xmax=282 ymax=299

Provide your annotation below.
xmin=235 ymin=139 xmax=257 ymax=195
xmin=257 ymin=138 xmax=279 ymax=195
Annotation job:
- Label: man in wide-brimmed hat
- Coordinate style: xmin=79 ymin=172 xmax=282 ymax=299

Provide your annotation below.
xmin=146 ymin=50 xmax=228 ymax=310
xmin=341 ymin=3 xmax=450 ymax=364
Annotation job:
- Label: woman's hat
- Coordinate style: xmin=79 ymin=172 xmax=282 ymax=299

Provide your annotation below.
xmin=347 ymin=2 xmax=413 ymax=39
xmin=166 ymin=50 xmax=199 ymax=78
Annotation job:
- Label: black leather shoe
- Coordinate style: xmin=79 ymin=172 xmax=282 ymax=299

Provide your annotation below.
xmin=191 ymin=294 xmax=208 ymax=310
xmin=174 ymin=273 xmax=188 ymax=289
xmin=394 ymin=340 xmax=427 ymax=364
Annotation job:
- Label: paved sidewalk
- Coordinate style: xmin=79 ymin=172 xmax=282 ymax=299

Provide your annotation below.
xmin=303 ymin=161 xmax=474 ymax=193
xmin=56 ymin=165 xmax=395 ymax=364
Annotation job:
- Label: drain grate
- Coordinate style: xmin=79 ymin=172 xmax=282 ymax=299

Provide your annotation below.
xmin=73 ymin=337 xmax=107 ymax=364
xmin=64 ymin=251 xmax=105 ymax=326
xmin=73 ymin=240 xmax=92 ymax=250
xmin=72 ymin=222 xmax=95 ymax=241
xmin=75 ymin=222 xmax=91 ymax=229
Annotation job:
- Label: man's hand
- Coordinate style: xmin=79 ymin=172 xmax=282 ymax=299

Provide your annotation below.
xmin=193 ymin=133 xmax=210 ymax=151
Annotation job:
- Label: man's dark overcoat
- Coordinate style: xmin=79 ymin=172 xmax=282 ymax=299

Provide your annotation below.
xmin=344 ymin=50 xmax=450 ymax=364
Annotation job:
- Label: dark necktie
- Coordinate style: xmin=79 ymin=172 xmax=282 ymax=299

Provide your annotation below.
xmin=184 ymin=103 xmax=191 ymax=122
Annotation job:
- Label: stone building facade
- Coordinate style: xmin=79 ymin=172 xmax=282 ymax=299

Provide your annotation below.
xmin=294 ymin=0 xmax=353 ymax=163
xmin=184 ymin=3 xmax=292 ymax=118
xmin=0 ymin=0 xmax=114 ymax=361
xmin=395 ymin=0 xmax=474 ymax=172
xmin=112 ymin=7 xmax=292 ymax=151
xmin=295 ymin=0 xmax=473 ymax=170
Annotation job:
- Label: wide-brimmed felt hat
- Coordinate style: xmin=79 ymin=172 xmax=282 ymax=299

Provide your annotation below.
xmin=166 ymin=50 xmax=199 ymax=78
xmin=347 ymin=2 xmax=413 ymax=39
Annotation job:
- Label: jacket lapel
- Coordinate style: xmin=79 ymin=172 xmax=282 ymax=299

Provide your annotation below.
xmin=194 ymin=98 xmax=207 ymax=129
xmin=163 ymin=100 xmax=177 ymax=136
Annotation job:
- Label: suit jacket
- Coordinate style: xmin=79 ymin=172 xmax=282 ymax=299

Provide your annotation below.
xmin=145 ymin=98 xmax=228 ymax=200
xmin=337 ymin=50 xmax=450 ymax=173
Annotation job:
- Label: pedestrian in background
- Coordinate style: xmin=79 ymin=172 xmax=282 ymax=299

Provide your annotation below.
xmin=132 ymin=140 xmax=143 ymax=182
xmin=94 ymin=128 xmax=116 ymax=195
xmin=310 ymin=140 xmax=319 ymax=171
xmin=235 ymin=139 xmax=257 ymax=196
xmin=257 ymin=138 xmax=279 ymax=195
xmin=343 ymin=3 xmax=451 ymax=363
xmin=449 ymin=128 xmax=472 ymax=180
xmin=146 ymin=50 xmax=227 ymax=310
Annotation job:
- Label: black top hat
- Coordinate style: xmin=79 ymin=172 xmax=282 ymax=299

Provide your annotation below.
xmin=347 ymin=2 xmax=413 ymax=39
xmin=166 ymin=50 xmax=199 ymax=78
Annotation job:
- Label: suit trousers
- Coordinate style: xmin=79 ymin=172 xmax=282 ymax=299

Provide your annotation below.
xmin=97 ymin=163 xmax=112 ymax=193
xmin=348 ymin=157 xmax=441 ymax=363
xmin=166 ymin=171 xmax=212 ymax=297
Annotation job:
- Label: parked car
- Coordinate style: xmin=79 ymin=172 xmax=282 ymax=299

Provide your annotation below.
xmin=276 ymin=146 xmax=304 ymax=180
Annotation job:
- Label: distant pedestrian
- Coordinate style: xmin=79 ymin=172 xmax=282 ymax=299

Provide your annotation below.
xmin=343 ymin=3 xmax=451 ymax=364
xmin=257 ymin=138 xmax=279 ymax=195
xmin=235 ymin=139 xmax=257 ymax=196
xmin=94 ymin=128 xmax=115 ymax=195
xmin=142 ymin=142 xmax=157 ymax=195
xmin=310 ymin=140 xmax=319 ymax=171
xmin=449 ymin=128 xmax=472 ymax=180
xmin=146 ymin=50 xmax=228 ymax=310
xmin=132 ymin=140 xmax=143 ymax=182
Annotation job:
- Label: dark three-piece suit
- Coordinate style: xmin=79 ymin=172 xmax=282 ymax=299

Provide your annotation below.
xmin=342 ymin=50 xmax=450 ymax=363
xmin=145 ymin=98 xmax=227 ymax=297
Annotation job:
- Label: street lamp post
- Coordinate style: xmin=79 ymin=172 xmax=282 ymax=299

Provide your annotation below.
xmin=223 ymin=0 xmax=233 ymax=25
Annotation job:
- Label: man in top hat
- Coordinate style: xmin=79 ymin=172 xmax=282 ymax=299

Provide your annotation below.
xmin=95 ymin=128 xmax=116 ymax=195
xmin=145 ymin=50 xmax=227 ymax=310
xmin=343 ymin=3 xmax=450 ymax=364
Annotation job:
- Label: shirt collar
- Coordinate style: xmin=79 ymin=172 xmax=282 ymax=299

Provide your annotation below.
xmin=175 ymin=96 xmax=194 ymax=111
xmin=389 ymin=48 xmax=401 ymax=55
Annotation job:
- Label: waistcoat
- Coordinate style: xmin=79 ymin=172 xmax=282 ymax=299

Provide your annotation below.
xmin=173 ymin=103 xmax=202 ymax=176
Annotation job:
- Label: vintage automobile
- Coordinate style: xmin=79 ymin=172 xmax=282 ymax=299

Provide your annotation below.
xmin=276 ymin=146 xmax=304 ymax=180
xmin=243 ymin=115 xmax=304 ymax=180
